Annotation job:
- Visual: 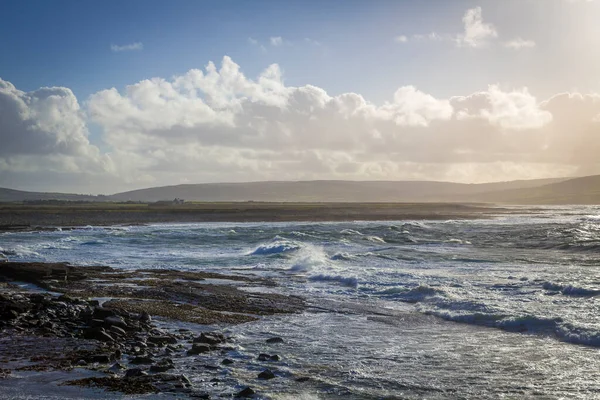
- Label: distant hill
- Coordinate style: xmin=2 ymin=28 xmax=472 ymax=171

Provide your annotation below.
xmin=6 ymin=176 xmax=594 ymax=204
xmin=108 ymin=178 xmax=567 ymax=203
xmin=471 ymin=175 xmax=600 ymax=204
xmin=0 ymin=187 xmax=102 ymax=202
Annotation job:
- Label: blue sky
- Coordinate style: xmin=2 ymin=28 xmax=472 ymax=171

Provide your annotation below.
xmin=4 ymin=0 xmax=595 ymax=102
xmin=1 ymin=0 xmax=600 ymax=192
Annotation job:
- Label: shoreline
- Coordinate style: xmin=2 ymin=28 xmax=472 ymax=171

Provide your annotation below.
xmin=0 ymin=202 xmax=512 ymax=231
xmin=0 ymin=261 xmax=306 ymax=398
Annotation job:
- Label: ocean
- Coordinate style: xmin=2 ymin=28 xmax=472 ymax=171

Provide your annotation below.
xmin=1 ymin=205 xmax=600 ymax=399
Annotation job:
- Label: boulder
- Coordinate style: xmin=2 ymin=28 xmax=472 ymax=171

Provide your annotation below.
xmin=130 ymin=356 xmax=155 ymax=365
xmin=186 ymin=344 xmax=210 ymax=356
xmin=237 ymin=387 xmax=255 ymax=397
xmin=257 ymin=369 xmax=275 ymax=380
xmin=83 ymin=327 xmax=114 ymax=342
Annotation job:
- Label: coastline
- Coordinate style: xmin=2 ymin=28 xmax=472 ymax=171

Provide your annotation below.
xmin=0 ymin=261 xmax=305 ymax=398
xmin=0 ymin=202 xmax=509 ymax=230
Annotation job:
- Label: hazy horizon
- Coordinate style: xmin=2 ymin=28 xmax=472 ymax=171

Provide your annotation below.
xmin=2 ymin=0 xmax=600 ymax=194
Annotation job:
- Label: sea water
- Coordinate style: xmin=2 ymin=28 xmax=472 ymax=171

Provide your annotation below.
xmin=1 ymin=206 xmax=600 ymax=398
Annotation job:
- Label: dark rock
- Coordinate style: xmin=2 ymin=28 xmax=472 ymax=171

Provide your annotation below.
xmin=187 ymin=344 xmax=210 ymax=356
xmin=110 ymin=362 xmax=125 ymax=370
xmin=265 ymin=337 xmax=283 ymax=344
xmin=203 ymin=364 xmax=219 ymax=370
xmin=109 ymin=325 xmax=127 ymax=336
xmin=193 ymin=332 xmax=225 ymax=345
xmin=104 ymin=315 xmax=128 ymax=329
xmin=148 ymin=335 xmax=178 ymax=346
xmin=257 ymin=353 xmax=280 ymax=361
xmin=139 ymin=311 xmax=151 ymax=322
xmin=295 ymin=376 xmax=310 ymax=382
xmin=150 ymin=364 xmax=174 ymax=373
xmin=89 ymin=354 xmax=112 ymax=363
xmin=93 ymin=307 xmax=116 ymax=319
xmin=124 ymin=368 xmax=146 ymax=378
xmin=83 ymin=327 xmax=114 ymax=342
xmin=257 ymin=369 xmax=275 ymax=380
xmin=130 ymin=356 xmax=154 ymax=365
xmin=222 ymin=359 xmax=234 ymax=365
xmin=237 ymin=387 xmax=255 ymax=397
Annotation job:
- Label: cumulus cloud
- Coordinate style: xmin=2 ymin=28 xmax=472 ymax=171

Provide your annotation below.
xmin=3 ymin=57 xmax=600 ymax=191
xmin=0 ymin=78 xmax=115 ymax=192
xmin=110 ymin=42 xmax=143 ymax=52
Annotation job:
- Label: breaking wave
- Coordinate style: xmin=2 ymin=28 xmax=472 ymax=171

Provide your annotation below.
xmin=378 ymin=285 xmax=443 ymax=302
xmin=542 ymin=282 xmax=600 ymax=297
xmin=309 ymin=274 xmax=359 ymax=288
xmin=249 ymin=239 xmax=301 ymax=256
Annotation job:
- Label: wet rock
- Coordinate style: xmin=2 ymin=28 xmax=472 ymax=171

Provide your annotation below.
xmin=109 ymin=325 xmax=127 ymax=336
xmin=104 ymin=315 xmax=128 ymax=329
xmin=257 ymin=369 xmax=275 ymax=380
xmin=130 ymin=356 xmax=154 ymax=365
xmin=124 ymin=368 xmax=147 ymax=378
xmin=93 ymin=307 xmax=116 ymax=319
xmin=150 ymin=364 xmax=173 ymax=373
xmin=236 ymin=386 xmax=255 ymax=397
xmin=110 ymin=362 xmax=125 ymax=370
xmin=193 ymin=332 xmax=225 ymax=345
xmin=83 ymin=327 xmax=114 ymax=342
xmin=139 ymin=311 xmax=151 ymax=322
xmin=222 ymin=358 xmax=234 ymax=365
xmin=89 ymin=354 xmax=112 ymax=363
xmin=148 ymin=335 xmax=178 ymax=346
xmin=295 ymin=376 xmax=310 ymax=382
xmin=257 ymin=353 xmax=271 ymax=361
xmin=150 ymin=358 xmax=174 ymax=373
xmin=203 ymin=364 xmax=219 ymax=370
xmin=258 ymin=353 xmax=280 ymax=361
xmin=187 ymin=344 xmax=210 ymax=356
xmin=266 ymin=337 xmax=283 ymax=344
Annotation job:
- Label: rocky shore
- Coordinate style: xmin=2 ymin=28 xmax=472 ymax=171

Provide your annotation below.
xmin=0 ymin=262 xmax=306 ymax=398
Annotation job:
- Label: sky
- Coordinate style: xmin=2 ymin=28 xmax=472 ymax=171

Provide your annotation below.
xmin=1 ymin=0 xmax=600 ymax=194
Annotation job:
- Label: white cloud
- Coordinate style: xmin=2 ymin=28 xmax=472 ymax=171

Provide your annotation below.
xmin=0 ymin=78 xmax=115 ymax=192
xmin=4 ymin=57 xmax=600 ymax=191
xmin=270 ymin=36 xmax=283 ymax=46
xmin=503 ymin=38 xmax=536 ymax=49
xmin=247 ymin=37 xmax=258 ymax=45
xmin=394 ymin=35 xmax=408 ymax=43
xmin=110 ymin=42 xmax=144 ymax=52
xmin=410 ymin=7 xmax=534 ymax=51
xmin=457 ymin=7 xmax=498 ymax=47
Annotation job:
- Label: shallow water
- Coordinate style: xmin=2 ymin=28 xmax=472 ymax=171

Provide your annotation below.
xmin=2 ymin=206 xmax=600 ymax=398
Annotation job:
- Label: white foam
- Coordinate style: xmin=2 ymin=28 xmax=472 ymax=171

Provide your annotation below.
xmin=340 ymin=229 xmax=363 ymax=236
xmin=364 ymin=235 xmax=386 ymax=243
xmin=249 ymin=239 xmax=301 ymax=256
xmin=542 ymin=282 xmax=600 ymax=297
